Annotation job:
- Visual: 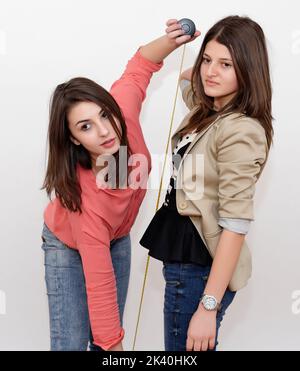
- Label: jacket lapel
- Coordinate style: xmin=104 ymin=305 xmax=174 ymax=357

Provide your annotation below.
xmin=172 ymin=115 xmax=221 ymax=164
xmin=173 ymin=112 xmax=241 ymax=175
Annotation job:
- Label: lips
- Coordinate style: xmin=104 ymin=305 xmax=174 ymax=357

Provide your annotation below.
xmin=101 ymin=138 xmax=114 ymax=145
xmin=206 ymin=80 xmax=219 ymax=86
xmin=100 ymin=138 xmax=116 ymax=148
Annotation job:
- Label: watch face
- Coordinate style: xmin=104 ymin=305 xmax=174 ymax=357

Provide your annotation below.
xmin=203 ymin=295 xmax=217 ymax=310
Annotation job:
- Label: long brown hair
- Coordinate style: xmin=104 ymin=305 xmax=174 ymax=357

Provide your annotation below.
xmin=181 ymin=15 xmax=274 ymax=150
xmin=42 ymin=77 xmax=131 ymax=213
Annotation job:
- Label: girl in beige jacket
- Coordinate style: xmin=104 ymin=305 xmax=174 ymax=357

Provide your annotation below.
xmin=140 ymin=16 xmax=273 ymax=351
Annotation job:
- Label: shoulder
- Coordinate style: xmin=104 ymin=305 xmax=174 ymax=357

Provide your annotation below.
xmin=216 ymin=112 xmax=265 ymax=133
xmin=214 ymin=113 xmax=267 ymax=145
xmin=213 ymin=113 xmax=268 ymax=165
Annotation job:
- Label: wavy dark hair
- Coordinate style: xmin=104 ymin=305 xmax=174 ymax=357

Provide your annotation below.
xmin=42 ymin=77 xmax=132 ymax=213
xmin=181 ymin=15 xmax=274 ymax=150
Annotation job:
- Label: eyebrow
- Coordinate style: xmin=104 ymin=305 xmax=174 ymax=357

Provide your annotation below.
xmin=203 ymin=53 xmax=233 ymax=62
xmin=75 ymin=108 xmax=104 ymax=126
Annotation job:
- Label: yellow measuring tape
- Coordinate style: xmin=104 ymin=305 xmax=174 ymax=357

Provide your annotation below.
xmin=132 ymin=44 xmax=187 ymax=351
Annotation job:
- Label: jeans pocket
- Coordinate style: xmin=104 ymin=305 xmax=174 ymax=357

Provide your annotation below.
xmin=202 ymin=275 xmax=209 ymax=284
xmin=200 ymin=265 xmax=211 ymax=284
xmin=162 ymin=265 xmax=181 ymax=287
xmin=165 ymin=280 xmax=181 ymax=287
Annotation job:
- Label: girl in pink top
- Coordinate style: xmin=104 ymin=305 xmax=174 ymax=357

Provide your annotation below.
xmin=41 ymin=20 xmax=200 ymax=351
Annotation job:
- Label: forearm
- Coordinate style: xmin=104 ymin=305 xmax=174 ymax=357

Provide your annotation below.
xmin=200 ymin=230 xmax=245 ymax=305
xmin=79 ymin=242 xmax=124 ymax=350
xmin=139 ymin=35 xmax=180 ymax=64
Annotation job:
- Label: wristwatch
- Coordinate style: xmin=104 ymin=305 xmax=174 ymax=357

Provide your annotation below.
xmin=200 ymin=294 xmax=222 ymax=311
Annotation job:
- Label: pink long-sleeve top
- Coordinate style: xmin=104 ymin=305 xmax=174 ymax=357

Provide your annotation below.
xmin=44 ymin=50 xmax=163 ymax=350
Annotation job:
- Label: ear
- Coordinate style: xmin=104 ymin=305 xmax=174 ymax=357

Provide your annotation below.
xmin=70 ymin=136 xmax=81 ymax=146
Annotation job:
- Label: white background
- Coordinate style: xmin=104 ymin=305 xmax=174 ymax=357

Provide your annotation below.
xmin=0 ymin=0 xmax=300 ymax=350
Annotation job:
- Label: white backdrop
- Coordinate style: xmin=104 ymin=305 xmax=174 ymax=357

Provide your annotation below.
xmin=0 ymin=0 xmax=300 ymax=351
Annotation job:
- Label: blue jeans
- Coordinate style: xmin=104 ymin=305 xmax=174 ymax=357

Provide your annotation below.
xmin=163 ymin=263 xmax=236 ymax=351
xmin=41 ymin=223 xmax=131 ymax=351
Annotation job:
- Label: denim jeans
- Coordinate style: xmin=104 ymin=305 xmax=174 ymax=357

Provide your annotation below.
xmin=163 ymin=263 xmax=236 ymax=351
xmin=41 ymin=223 xmax=131 ymax=351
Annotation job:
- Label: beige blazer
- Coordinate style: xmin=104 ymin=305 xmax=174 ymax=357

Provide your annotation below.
xmin=172 ymin=84 xmax=269 ymax=291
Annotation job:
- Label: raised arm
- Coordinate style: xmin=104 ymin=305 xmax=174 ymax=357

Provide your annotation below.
xmin=110 ymin=20 xmax=200 ymax=121
xmin=180 ymin=67 xmax=194 ymax=82
xmin=139 ymin=20 xmax=200 ymax=63
xmin=180 ymin=67 xmax=198 ymax=110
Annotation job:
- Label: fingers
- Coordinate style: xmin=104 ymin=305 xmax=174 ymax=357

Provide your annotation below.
xmin=188 ymin=31 xmax=201 ymax=43
xmin=208 ymin=338 xmax=216 ymax=350
xmin=165 ymin=21 xmax=185 ymax=43
xmin=200 ymin=339 xmax=209 ymax=352
xmin=186 ymin=337 xmax=215 ymax=351
xmin=166 ymin=28 xmax=186 ymax=42
xmin=165 ymin=20 xmax=201 ymax=46
xmin=166 ymin=19 xmax=178 ymax=27
xmin=193 ymin=341 xmax=201 ymax=352
xmin=193 ymin=30 xmax=201 ymax=38
xmin=165 ymin=22 xmax=182 ymax=34
xmin=167 ymin=29 xmax=200 ymax=45
xmin=186 ymin=337 xmax=194 ymax=352
xmin=175 ymin=34 xmax=193 ymax=45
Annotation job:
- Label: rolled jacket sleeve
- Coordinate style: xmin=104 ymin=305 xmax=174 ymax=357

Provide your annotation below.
xmin=216 ymin=116 xmax=268 ymax=221
xmin=218 ymin=217 xmax=252 ymax=235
